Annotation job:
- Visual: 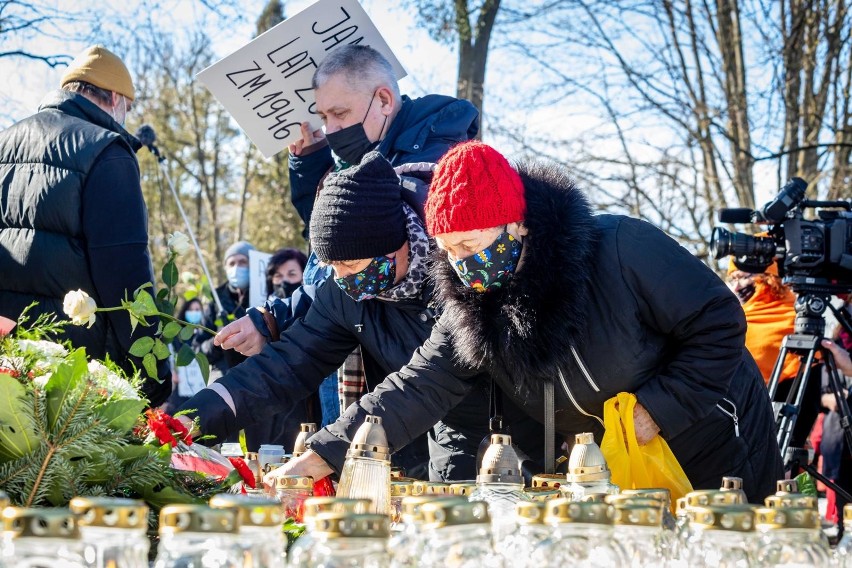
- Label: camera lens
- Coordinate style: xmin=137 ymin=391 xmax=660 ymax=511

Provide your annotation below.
xmin=711 ymin=227 xmax=776 ymax=262
xmin=710 ymin=227 xmax=733 ymax=259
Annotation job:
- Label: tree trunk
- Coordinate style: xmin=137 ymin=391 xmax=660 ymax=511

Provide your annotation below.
xmin=455 ymin=0 xmax=500 ymax=132
xmin=715 ymin=0 xmax=754 ymax=208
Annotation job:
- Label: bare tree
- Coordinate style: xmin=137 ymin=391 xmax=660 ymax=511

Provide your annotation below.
xmin=486 ymin=0 xmax=851 ymax=261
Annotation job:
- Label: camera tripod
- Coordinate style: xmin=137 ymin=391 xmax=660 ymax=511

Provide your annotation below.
xmin=766 ymin=291 xmax=852 ymax=502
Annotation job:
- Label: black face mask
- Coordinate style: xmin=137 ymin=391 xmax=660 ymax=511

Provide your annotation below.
xmin=326 ymin=92 xmax=386 ymax=166
xmin=271 ymin=281 xmax=300 ymax=299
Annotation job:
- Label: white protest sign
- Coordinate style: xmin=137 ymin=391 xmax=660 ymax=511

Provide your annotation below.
xmin=249 ymin=249 xmax=273 ymax=308
xmin=197 ymin=0 xmax=406 ymax=158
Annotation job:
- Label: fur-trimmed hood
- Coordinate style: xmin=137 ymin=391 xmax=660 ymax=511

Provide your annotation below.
xmin=432 ymin=160 xmax=600 ymax=390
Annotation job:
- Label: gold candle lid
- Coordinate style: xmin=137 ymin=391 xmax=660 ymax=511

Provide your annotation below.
xmin=303 ymin=497 xmax=371 ymax=521
xmin=391 ymin=481 xmax=415 ymax=497
xmin=755 ymin=506 xmax=820 ymax=530
xmin=578 ymin=493 xmax=609 ymax=503
xmin=208 ymin=494 xmax=283 ymax=527
xmin=623 ymin=488 xmax=671 ymax=510
xmin=687 ymin=505 xmax=756 ymax=532
xmin=448 ymin=482 xmax=477 ymax=496
xmin=390 ymin=467 xmax=406 ymax=479
xmin=611 ymin=503 xmax=662 ymax=527
xmin=412 ymin=481 xmax=450 ymax=496
xmin=399 ymin=496 xmax=455 ymax=523
xmin=544 ymin=498 xmax=613 ymax=525
xmin=531 ymin=473 xmax=566 ymax=488
xmin=2 ymin=507 xmax=79 ymax=539
xmin=721 ymin=477 xmax=744 ymax=491
xmin=275 ymin=475 xmax=314 ymax=490
xmin=685 ymin=489 xmax=745 ymax=507
xmin=775 ymin=479 xmax=798 ymax=494
xmin=159 ymin=504 xmax=239 ymax=535
xmin=676 ymin=497 xmax=688 ymax=516
xmin=524 ymin=487 xmax=562 ymax=502
xmin=516 ymin=501 xmax=546 ymax=524
xmin=845 ymin=503 xmax=852 ymax=524
xmin=764 ymin=494 xmax=818 ymax=510
xmin=605 ymin=494 xmax=664 ymax=508
xmin=345 ymin=416 xmax=390 ymax=462
xmin=312 ymin=512 xmax=389 ymax=538
xmin=69 ymin=497 xmax=148 ymax=530
xmin=420 ymin=498 xmax=490 ymax=529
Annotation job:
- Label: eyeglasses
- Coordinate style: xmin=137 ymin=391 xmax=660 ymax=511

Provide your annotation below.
xmin=725 ymin=275 xmax=755 ymax=287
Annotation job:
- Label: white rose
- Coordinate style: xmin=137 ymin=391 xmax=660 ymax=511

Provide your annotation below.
xmin=168 ymin=232 xmax=192 ymax=256
xmin=63 ymin=290 xmax=98 ymax=328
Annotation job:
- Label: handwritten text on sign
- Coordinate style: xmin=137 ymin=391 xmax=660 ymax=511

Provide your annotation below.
xmin=197 ymin=0 xmax=406 ymax=158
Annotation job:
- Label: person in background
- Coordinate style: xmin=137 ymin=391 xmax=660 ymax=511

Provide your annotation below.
xmin=202 ymin=240 xmax=255 ymax=379
xmin=202 ymin=240 xmax=308 ymax=451
xmin=819 ymin=305 xmax=852 ymax=532
xmin=0 ymin=45 xmax=170 ymax=406
xmin=160 ymin=298 xmax=208 ymax=414
xmin=264 ymin=246 xmax=340 ymax=428
xmin=725 ymin=258 xmax=799 ymax=384
xmin=266 ymin=248 xmax=308 ymax=301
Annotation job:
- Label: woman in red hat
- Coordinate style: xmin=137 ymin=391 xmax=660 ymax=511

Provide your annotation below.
xmin=286 ymin=141 xmax=784 ymax=502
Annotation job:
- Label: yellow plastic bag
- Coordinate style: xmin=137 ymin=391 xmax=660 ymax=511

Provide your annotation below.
xmin=600 ymin=392 xmax=693 ymax=507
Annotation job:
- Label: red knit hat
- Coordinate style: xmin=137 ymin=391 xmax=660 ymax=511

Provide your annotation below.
xmin=426 ymin=141 xmax=526 ymax=235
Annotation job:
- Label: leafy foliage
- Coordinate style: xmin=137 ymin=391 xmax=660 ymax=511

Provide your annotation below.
xmin=0 ymin=327 xmax=224 ymax=511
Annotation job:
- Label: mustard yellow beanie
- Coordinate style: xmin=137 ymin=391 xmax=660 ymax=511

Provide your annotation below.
xmin=60 ymin=45 xmax=135 ymax=101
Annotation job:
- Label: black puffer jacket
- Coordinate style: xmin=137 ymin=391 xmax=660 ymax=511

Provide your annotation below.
xmin=309 ymin=161 xmax=784 ymax=502
xmin=0 ymin=90 xmax=170 ymax=406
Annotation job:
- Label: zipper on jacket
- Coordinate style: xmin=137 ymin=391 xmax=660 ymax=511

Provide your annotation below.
xmin=557 ymin=368 xmax=604 ymax=427
xmin=570 ymin=346 xmax=601 ymax=392
xmin=716 ymin=398 xmax=739 ymax=437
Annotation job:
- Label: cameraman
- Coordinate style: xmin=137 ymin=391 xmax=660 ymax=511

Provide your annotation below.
xmin=726 ymin=257 xmax=799 ymax=384
xmin=727 ymin=254 xmax=823 ymax=451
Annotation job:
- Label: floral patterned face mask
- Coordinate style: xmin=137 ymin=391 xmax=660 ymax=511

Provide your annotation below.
xmin=449 ymin=231 xmax=522 ymax=293
xmin=334 ymin=256 xmax=397 ymax=302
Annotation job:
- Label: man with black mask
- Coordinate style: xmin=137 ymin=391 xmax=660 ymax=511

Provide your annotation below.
xmin=288 ymin=44 xmax=480 ymax=233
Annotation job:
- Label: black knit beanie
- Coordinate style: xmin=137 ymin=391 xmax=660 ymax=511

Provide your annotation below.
xmin=310 ymin=151 xmax=407 ymax=262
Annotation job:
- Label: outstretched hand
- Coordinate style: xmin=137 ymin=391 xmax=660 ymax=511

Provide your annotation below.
xmin=264 ymin=450 xmax=333 ymax=487
xmin=288 ymin=121 xmax=325 ymax=156
xmin=213 ymin=315 xmax=268 ymax=356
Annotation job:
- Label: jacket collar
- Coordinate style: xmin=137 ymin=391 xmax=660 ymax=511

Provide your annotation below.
xmin=379 ymin=95 xmax=479 ymax=157
xmin=39 ymin=90 xmax=142 ymax=152
xmin=432 ymin=160 xmax=600 ymax=389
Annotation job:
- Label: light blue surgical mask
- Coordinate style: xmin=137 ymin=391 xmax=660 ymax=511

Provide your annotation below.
xmin=184 ymin=310 xmax=203 ymax=325
xmin=227 ymin=266 xmax=249 ymax=290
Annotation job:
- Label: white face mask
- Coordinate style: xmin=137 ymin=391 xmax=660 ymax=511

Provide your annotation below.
xmin=111 ymin=95 xmax=127 ymax=126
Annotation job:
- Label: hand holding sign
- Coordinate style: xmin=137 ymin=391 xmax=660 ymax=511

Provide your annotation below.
xmin=289 ymin=121 xmax=326 ymax=156
xmin=197 ymin=0 xmax=405 ymax=158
